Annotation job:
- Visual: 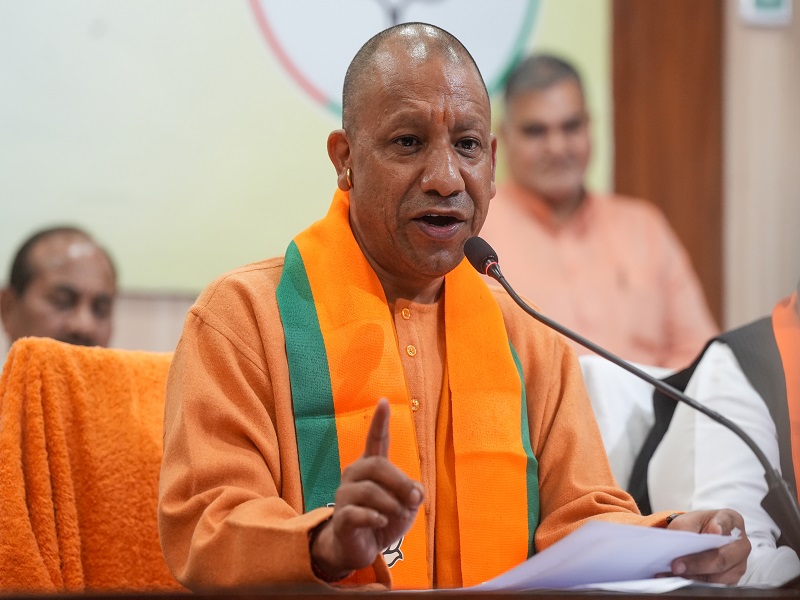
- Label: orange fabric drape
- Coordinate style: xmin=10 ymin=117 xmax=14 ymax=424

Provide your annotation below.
xmin=0 ymin=338 xmax=183 ymax=593
xmin=774 ymin=293 xmax=800 ymax=500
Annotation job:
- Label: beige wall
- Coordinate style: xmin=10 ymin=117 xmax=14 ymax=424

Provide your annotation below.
xmin=3 ymin=4 xmax=798 ymax=357
xmin=0 ymin=292 xmax=196 ymax=359
xmin=724 ymin=4 xmax=800 ymax=328
xmin=110 ymin=7 xmax=799 ymax=349
xmin=108 ymin=293 xmax=196 ymax=353
xmin=0 ymin=1 xmax=612 ymax=295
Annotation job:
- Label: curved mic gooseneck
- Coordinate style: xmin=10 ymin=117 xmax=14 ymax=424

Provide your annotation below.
xmin=463 ymin=235 xmax=800 ymax=556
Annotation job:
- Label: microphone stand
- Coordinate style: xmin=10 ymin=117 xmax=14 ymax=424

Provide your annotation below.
xmin=482 ymin=260 xmax=800 ymax=557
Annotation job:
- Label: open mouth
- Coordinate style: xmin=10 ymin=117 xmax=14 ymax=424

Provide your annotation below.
xmin=417 ymin=214 xmax=461 ymax=227
xmin=413 ymin=213 xmax=465 ymax=240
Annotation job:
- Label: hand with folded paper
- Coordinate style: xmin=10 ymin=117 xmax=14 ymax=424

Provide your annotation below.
xmin=664 ymin=510 xmax=749 ymax=584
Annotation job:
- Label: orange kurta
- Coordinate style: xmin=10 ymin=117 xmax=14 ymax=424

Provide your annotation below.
xmin=158 ymin=256 xmax=671 ymax=591
xmin=480 ymin=182 xmax=718 ymax=368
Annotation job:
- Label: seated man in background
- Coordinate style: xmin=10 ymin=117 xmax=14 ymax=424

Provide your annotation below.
xmin=644 ymin=281 xmax=800 ymax=586
xmin=0 ymin=226 xmax=117 ymax=348
xmin=480 ymin=54 xmax=717 ymax=368
xmin=158 ymin=23 xmax=749 ymax=591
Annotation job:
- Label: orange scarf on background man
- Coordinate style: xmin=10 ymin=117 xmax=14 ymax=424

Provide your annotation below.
xmin=775 ymin=292 xmax=800 ymax=499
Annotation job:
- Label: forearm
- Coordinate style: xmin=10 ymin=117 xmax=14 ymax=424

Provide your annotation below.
xmin=161 ymin=495 xmax=332 ymax=589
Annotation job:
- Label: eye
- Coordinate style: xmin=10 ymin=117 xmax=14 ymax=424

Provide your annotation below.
xmin=92 ymin=296 xmax=113 ymax=320
xmin=48 ymin=289 xmax=77 ymax=311
xmin=457 ymin=138 xmax=481 ymax=152
xmin=563 ymin=118 xmax=585 ymax=134
xmin=393 ymin=136 xmax=420 ymax=148
xmin=521 ymin=124 xmax=547 ymax=138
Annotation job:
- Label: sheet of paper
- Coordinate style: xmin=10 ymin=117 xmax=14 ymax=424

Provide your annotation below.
xmin=569 ymin=577 xmax=694 ymax=593
xmin=473 ymin=520 xmax=737 ymax=591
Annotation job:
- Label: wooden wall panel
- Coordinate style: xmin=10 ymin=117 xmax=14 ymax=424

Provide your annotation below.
xmin=723 ymin=7 xmax=800 ymax=328
xmin=613 ymin=0 xmax=723 ymax=324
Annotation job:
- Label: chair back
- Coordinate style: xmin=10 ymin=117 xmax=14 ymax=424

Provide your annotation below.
xmin=0 ymin=337 xmax=184 ymax=593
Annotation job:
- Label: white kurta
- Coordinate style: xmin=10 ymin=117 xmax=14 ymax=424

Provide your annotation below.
xmin=649 ymin=341 xmax=800 ymax=586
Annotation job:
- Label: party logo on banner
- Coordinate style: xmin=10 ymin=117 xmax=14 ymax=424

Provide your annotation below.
xmin=249 ymin=0 xmax=540 ymax=115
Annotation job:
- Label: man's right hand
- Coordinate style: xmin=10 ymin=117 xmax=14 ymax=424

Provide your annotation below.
xmin=310 ymin=398 xmax=424 ymax=580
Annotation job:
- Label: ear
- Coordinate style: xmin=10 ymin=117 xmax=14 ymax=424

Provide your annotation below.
xmin=498 ymin=116 xmax=510 ymax=143
xmin=489 ymin=134 xmax=498 ymax=198
xmin=1 ymin=288 xmax=12 ymax=320
xmin=0 ymin=288 xmax=18 ymax=340
xmin=327 ymin=129 xmax=353 ymax=191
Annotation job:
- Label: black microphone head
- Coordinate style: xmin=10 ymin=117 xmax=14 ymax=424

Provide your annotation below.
xmin=464 ymin=236 xmax=499 ymax=276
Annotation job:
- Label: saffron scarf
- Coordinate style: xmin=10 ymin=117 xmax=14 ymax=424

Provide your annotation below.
xmin=276 ymin=189 xmax=538 ymax=589
xmin=774 ymin=292 xmax=800 ymax=500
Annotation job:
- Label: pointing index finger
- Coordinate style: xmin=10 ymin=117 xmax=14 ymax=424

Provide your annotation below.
xmin=363 ymin=398 xmax=390 ymax=458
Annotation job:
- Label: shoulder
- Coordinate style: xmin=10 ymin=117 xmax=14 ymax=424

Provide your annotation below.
xmin=489 ymin=284 xmax=573 ymax=370
xmin=592 ymin=192 xmax=670 ymax=226
xmin=183 ymin=257 xmax=286 ymax=356
xmin=695 ymin=340 xmax=743 ymax=372
xmin=687 ymin=341 xmax=756 ymax=402
xmin=193 ymin=257 xmax=284 ymax=315
xmin=591 ymin=193 xmax=686 ymax=261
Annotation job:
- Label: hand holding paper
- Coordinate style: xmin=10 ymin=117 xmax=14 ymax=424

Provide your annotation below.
xmin=666 ymin=509 xmax=750 ymax=585
xmin=475 ymin=520 xmax=743 ymax=592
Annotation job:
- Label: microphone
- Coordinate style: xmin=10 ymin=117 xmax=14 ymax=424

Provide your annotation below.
xmin=463 ymin=235 xmax=800 ymax=555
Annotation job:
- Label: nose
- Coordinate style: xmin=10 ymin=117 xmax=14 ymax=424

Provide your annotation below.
xmin=546 ymin=129 xmax=570 ymax=156
xmin=420 ymin=143 xmax=465 ymax=197
xmin=64 ymin=302 xmax=100 ymax=346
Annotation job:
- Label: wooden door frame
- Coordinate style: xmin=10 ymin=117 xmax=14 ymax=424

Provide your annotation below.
xmin=612 ymin=0 xmax=724 ymax=324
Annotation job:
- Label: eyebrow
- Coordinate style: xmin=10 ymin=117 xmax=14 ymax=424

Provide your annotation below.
xmin=382 ymin=110 xmax=490 ymax=132
xmin=49 ymin=284 xmax=114 ymax=302
xmin=519 ymin=113 xmax=585 ymax=130
xmin=453 ymin=116 xmax=490 ymax=132
xmin=562 ymin=115 xmax=586 ymax=126
xmin=50 ymin=284 xmax=79 ymax=295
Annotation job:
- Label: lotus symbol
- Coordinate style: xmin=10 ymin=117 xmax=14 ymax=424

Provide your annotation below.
xmin=382 ymin=536 xmax=404 ymax=567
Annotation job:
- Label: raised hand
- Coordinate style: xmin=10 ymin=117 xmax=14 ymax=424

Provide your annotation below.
xmin=310 ymin=398 xmax=424 ymax=580
xmin=667 ymin=509 xmax=751 ymax=585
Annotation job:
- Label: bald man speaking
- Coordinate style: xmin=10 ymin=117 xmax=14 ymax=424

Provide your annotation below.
xmin=158 ymin=23 xmax=750 ymax=591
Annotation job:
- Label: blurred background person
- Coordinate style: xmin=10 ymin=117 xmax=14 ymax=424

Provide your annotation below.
xmin=481 ymin=53 xmax=717 ymax=368
xmin=642 ymin=281 xmax=800 ymax=586
xmin=0 ymin=226 xmax=117 ymax=349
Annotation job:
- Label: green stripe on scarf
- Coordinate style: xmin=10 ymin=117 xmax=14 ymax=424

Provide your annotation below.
xmin=276 ymin=241 xmax=341 ymax=511
xmin=510 ymin=342 xmax=540 ymax=557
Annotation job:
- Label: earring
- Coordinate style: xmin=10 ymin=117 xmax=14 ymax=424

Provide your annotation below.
xmin=346 ymin=167 xmax=353 ymax=189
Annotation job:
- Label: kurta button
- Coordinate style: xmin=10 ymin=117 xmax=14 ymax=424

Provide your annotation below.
xmin=401 ymin=308 xmax=411 ymax=320
xmin=411 ymin=398 xmax=420 ymax=412
xmin=406 ymin=344 xmax=417 ymax=357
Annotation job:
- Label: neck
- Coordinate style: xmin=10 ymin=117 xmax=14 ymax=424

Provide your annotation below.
xmin=359 ymin=246 xmax=444 ymax=304
xmin=348 ymin=216 xmax=445 ymax=305
xmin=368 ymin=259 xmax=444 ymax=304
xmin=540 ymin=188 xmax=586 ymax=225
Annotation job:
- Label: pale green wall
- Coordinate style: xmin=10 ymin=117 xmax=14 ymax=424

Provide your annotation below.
xmin=0 ymin=0 xmax=610 ymax=293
